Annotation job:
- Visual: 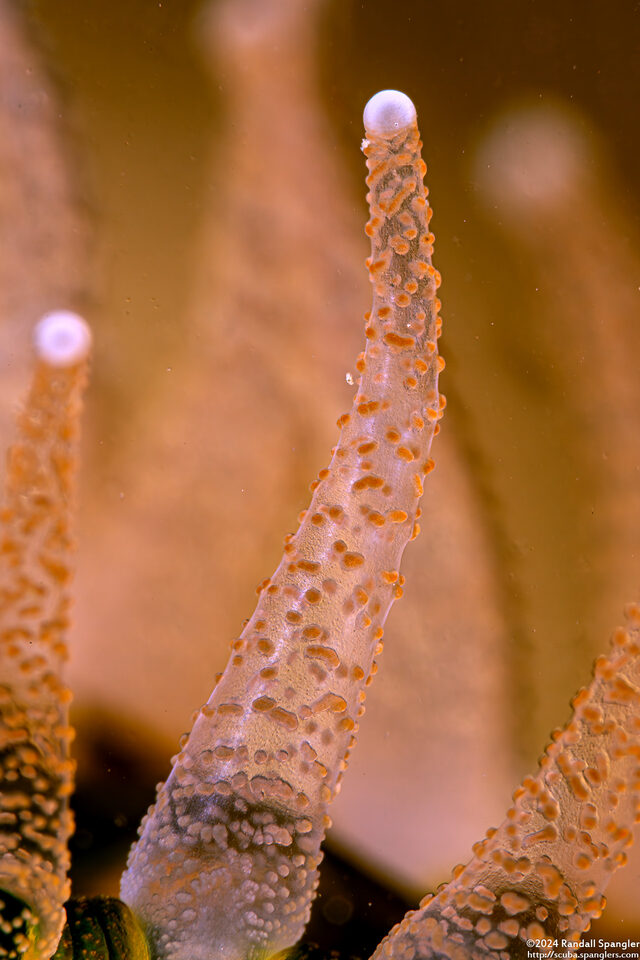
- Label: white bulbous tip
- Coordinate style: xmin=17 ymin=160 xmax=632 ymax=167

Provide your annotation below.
xmin=34 ymin=311 xmax=92 ymax=367
xmin=363 ymin=90 xmax=417 ymax=137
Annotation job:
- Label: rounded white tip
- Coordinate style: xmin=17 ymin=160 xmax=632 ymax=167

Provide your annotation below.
xmin=363 ymin=90 xmax=417 ymax=136
xmin=34 ymin=311 xmax=92 ymax=367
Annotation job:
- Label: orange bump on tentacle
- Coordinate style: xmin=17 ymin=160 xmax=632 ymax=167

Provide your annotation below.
xmin=384 ymin=331 xmax=416 ymax=349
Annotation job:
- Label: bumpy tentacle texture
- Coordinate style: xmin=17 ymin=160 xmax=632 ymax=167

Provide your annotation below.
xmin=120 ymin=89 xmax=444 ymax=960
xmin=0 ymin=313 xmax=91 ymax=960
xmin=371 ymin=602 xmax=640 ymax=960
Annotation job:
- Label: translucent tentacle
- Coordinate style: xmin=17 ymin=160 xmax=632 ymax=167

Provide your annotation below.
xmin=120 ymin=90 xmax=444 ymax=960
xmin=0 ymin=312 xmax=91 ymax=960
xmin=371 ymin=603 xmax=640 ymax=960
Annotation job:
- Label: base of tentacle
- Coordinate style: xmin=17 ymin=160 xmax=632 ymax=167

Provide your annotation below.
xmin=52 ymin=897 xmax=150 ymax=960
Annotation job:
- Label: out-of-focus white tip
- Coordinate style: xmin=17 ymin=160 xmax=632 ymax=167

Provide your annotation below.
xmin=363 ymin=90 xmax=417 ymax=137
xmin=474 ymin=104 xmax=590 ymax=216
xmin=34 ymin=311 xmax=92 ymax=367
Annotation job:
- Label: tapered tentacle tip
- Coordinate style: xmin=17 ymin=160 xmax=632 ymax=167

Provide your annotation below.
xmin=363 ymin=89 xmax=417 ymax=136
xmin=34 ymin=310 xmax=92 ymax=367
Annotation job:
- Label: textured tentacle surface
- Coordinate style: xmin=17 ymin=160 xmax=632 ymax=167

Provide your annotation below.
xmin=371 ymin=603 xmax=640 ymax=960
xmin=0 ymin=313 xmax=91 ymax=960
xmin=120 ymin=90 xmax=444 ymax=960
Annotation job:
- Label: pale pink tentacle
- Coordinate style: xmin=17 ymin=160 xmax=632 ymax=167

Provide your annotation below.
xmin=121 ymin=90 xmax=444 ymax=960
xmin=371 ymin=603 xmax=640 ymax=959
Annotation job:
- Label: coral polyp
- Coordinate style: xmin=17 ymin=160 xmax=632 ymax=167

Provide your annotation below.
xmin=0 ymin=38 xmax=638 ymax=955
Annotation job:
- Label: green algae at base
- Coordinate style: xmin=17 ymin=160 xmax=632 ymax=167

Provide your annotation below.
xmin=53 ymin=897 xmax=150 ymax=959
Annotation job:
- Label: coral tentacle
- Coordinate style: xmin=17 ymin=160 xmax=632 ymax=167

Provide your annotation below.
xmin=371 ymin=604 xmax=640 ymax=959
xmin=0 ymin=312 xmax=91 ymax=960
xmin=120 ymin=90 xmax=443 ymax=960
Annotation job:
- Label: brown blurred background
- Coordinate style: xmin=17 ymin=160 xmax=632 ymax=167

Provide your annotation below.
xmin=5 ymin=0 xmax=640 ymax=948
